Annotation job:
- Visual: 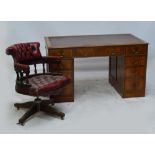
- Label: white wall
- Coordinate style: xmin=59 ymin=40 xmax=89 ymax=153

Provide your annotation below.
xmin=0 ymin=21 xmax=155 ymax=133
xmin=0 ymin=21 xmax=155 ymax=105
xmin=1 ymin=21 xmax=155 ymax=53
xmin=1 ymin=21 xmax=155 ymax=70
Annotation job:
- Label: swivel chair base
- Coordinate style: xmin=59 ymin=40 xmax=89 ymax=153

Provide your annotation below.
xmin=14 ymin=98 xmax=65 ymax=126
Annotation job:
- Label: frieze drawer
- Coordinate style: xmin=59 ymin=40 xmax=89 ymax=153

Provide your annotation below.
xmin=49 ymin=49 xmax=72 ymax=58
xmin=125 ymin=56 xmax=146 ymax=67
xmin=49 ymin=59 xmax=74 ymax=71
xmin=125 ymin=67 xmax=145 ymax=78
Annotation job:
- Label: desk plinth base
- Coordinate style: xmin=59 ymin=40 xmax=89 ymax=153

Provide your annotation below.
xmin=51 ymin=96 xmax=74 ymax=103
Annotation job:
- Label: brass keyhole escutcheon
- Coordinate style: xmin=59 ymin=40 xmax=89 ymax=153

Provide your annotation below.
xmin=60 ymin=51 xmax=64 ymax=57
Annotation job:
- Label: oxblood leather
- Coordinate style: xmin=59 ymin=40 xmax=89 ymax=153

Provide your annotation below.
xmin=6 ymin=42 xmax=70 ymax=97
xmin=28 ymin=74 xmax=70 ymax=96
xmin=14 ymin=63 xmax=30 ymax=73
xmin=6 ymin=42 xmax=69 ymax=125
xmin=6 ymin=42 xmax=42 ymax=63
xmin=42 ymin=56 xmax=61 ymax=63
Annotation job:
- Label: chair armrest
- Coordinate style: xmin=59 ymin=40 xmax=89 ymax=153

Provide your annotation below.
xmin=14 ymin=63 xmax=30 ymax=73
xmin=42 ymin=56 xmax=62 ymax=64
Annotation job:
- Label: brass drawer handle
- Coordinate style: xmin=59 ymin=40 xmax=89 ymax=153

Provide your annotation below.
xmin=111 ymin=52 xmax=116 ymax=55
xmin=134 ymin=51 xmax=139 ymax=55
xmin=60 ymin=50 xmax=64 ymax=57
xmin=84 ymin=53 xmax=87 ymax=57
xmin=134 ymin=61 xmax=138 ymax=65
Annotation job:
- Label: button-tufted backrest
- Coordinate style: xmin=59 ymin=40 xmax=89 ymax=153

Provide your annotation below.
xmin=6 ymin=42 xmax=42 ymax=63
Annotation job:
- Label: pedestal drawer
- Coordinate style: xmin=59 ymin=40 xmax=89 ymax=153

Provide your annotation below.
xmin=53 ymin=71 xmax=74 ymax=96
xmin=125 ymin=79 xmax=145 ymax=91
xmin=49 ymin=68 xmax=74 ymax=103
xmin=125 ymin=67 xmax=145 ymax=78
xmin=125 ymin=56 xmax=146 ymax=67
xmin=123 ymin=90 xmax=145 ymax=98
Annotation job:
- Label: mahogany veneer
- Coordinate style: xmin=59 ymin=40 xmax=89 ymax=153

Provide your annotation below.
xmin=45 ymin=34 xmax=148 ymax=102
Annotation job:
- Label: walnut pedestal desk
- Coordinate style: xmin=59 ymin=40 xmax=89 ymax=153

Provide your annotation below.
xmin=45 ymin=34 xmax=148 ymax=103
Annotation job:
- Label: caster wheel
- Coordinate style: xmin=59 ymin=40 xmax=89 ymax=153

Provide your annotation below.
xmin=17 ymin=122 xmax=24 ymax=126
xmin=61 ymin=116 xmax=65 ymax=120
xmin=50 ymin=98 xmax=55 ymax=106
xmin=51 ymin=103 xmax=55 ymax=106
xmin=17 ymin=120 xmax=25 ymax=126
xmin=14 ymin=104 xmax=20 ymax=110
xmin=60 ymin=113 xmax=65 ymax=120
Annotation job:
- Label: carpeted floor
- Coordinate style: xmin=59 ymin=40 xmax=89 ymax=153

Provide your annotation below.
xmin=0 ymin=55 xmax=155 ymax=134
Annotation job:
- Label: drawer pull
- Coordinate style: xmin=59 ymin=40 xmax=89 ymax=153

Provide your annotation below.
xmin=134 ymin=62 xmax=138 ymax=65
xmin=111 ymin=52 xmax=116 ymax=55
xmin=60 ymin=51 xmax=64 ymax=57
xmin=134 ymin=51 xmax=139 ymax=55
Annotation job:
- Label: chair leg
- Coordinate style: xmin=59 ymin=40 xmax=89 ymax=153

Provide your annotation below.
xmin=41 ymin=99 xmax=54 ymax=106
xmin=40 ymin=104 xmax=65 ymax=120
xmin=15 ymin=98 xmax=65 ymax=125
xmin=14 ymin=101 xmax=34 ymax=110
xmin=17 ymin=104 xmax=38 ymax=126
xmin=43 ymin=98 xmax=55 ymax=106
xmin=50 ymin=98 xmax=55 ymax=106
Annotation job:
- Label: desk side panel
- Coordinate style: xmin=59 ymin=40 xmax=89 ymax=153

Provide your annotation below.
xmin=47 ymin=48 xmax=74 ymax=103
xmin=109 ymin=55 xmax=125 ymax=97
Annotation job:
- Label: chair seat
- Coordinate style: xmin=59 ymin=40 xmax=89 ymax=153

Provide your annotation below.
xmin=28 ymin=74 xmax=70 ymax=96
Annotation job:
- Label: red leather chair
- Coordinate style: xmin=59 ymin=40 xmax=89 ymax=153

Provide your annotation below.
xmin=6 ymin=42 xmax=70 ymax=125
